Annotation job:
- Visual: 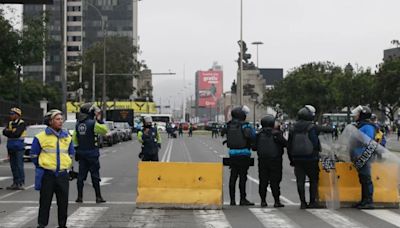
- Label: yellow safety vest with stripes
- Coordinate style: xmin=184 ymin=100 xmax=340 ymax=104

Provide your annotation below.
xmin=36 ymin=131 xmax=73 ymax=171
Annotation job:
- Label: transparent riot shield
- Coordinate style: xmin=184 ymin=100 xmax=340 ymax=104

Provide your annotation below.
xmin=319 ymin=132 xmax=340 ymax=209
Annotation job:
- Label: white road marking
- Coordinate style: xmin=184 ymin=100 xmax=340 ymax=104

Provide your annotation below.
xmin=0 ymin=176 xmax=12 ymax=182
xmin=362 ymin=210 xmax=400 ymax=227
xmin=66 ymin=207 xmax=108 ymax=228
xmin=182 ymin=139 xmax=193 ymax=162
xmin=111 ymin=150 xmax=117 ymax=153
xmin=250 ymin=208 xmax=299 ymax=228
xmin=247 ymin=175 xmax=297 ymax=205
xmin=127 ymin=209 xmax=165 ymax=227
xmin=100 ymin=177 xmax=113 ymax=186
xmin=166 ymin=139 xmax=173 ymax=162
xmin=213 ymin=150 xmax=218 ymax=154
xmin=0 ymin=185 xmax=34 ymax=200
xmin=307 ymin=209 xmax=367 ymax=228
xmin=0 ymin=206 xmax=37 ymax=228
xmin=161 ymin=140 xmax=172 ymax=162
xmin=194 ymin=210 xmax=232 ymax=228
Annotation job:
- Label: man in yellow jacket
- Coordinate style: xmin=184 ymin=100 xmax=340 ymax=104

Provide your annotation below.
xmin=30 ymin=110 xmax=75 ymax=228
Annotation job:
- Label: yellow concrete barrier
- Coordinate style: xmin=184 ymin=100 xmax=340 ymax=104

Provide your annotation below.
xmin=319 ymin=162 xmax=399 ymax=208
xmin=136 ymin=162 xmax=223 ymax=209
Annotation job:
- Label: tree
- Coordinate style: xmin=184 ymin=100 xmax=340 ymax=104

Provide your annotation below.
xmin=81 ymin=36 xmax=141 ymax=101
xmin=375 ymin=59 xmax=400 ymax=122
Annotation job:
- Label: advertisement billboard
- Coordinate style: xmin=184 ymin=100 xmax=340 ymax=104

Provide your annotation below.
xmin=197 ymin=71 xmax=223 ymax=108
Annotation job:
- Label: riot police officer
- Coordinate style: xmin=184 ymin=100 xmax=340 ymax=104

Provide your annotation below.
xmin=222 ymin=106 xmax=256 ymax=206
xmin=137 ymin=116 xmax=161 ymax=161
xmin=351 ymin=105 xmax=376 ymax=209
xmin=288 ymin=105 xmax=333 ymax=209
xmin=255 ymin=115 xmax=287 ymax=207
xmin=73 ymin=103 xmax=108 ymax=203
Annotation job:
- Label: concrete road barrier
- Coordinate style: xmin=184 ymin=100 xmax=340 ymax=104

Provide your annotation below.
xmin=136 ymin=162 xmax=223 ymax=209
xmin=319 ymin=162 xmax=399 ymax=208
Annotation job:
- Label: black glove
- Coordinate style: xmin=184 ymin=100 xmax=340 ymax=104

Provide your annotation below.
xmin=290 ymin=161 xmax=295 ymax=167
xmin=75 ymin=153 xmax=80 ymax=162
xmin=158 ymin=143 xmax=161 ymax=149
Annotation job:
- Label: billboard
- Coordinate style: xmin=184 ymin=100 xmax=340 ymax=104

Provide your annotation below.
xmin=197 ymin=71 xmax=223 ymax=108
xmin=67 ymin=101 xmax=157 ymax=114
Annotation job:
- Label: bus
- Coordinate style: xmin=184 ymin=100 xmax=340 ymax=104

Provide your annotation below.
xmin=139 ymin=114 xmax=173 ymax=131
xmin=322 ymin=113 xmax=354 ymax=126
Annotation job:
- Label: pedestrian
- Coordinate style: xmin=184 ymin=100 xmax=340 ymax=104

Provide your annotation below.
xmin=178 ymin=123 xmax=183 ymax=138
xmin=2 ymin=107 xmax=26 ymax=190
xmin=138 ymin=116 xmax=161 ymax=161
xmin=73 ymin=103 xmax=109 ymax=204
xmin=188 ymin=123 xmax=193 ymax=137
xmin=350 ymin=106 xmax=376 ymax=209
xmin=211 ymin=123 xmax=219 ymax=138
xmin=255 ymin=114 xmax=287 ymax=207
xmin=288 ymin=105 xmax=333 ymax=209
xmin=30 ymin=109 xmax=75 ymax=228
xmin=221 ymin=105 xmax=255 ymax=206
xmin=397 ymin=127 xmax=400 ymax=141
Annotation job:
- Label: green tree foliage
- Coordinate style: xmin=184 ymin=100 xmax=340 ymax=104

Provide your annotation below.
xmin=82 ymin=36 xmax=140 ymax=101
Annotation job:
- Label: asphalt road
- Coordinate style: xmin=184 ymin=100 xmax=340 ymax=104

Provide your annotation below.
xmin=0 ymin=132 xmax=399 ymax=227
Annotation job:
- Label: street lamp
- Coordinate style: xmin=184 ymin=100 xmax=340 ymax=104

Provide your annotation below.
xmin=251 ymin=41 xmax=263 ymax=68
xmin=251 ymin=92 xmax=259 ymax=127
xmin=239 ymin=0 xmax=243 ymax=106
xmin=86 ymin=1 xmax=107 ymax=117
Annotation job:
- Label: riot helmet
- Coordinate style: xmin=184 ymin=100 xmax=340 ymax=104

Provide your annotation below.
xmin=231 ymin=107 xmax=246 ymax=121
xmin=352 ymin=105 xmax=371 ymax=121
xmin=261 ymin=114 xmax=276 ymax=128
xmin=297 ymin=105 xmax=316 ymax=121
xmin=44 ymin=109 xmax=62 ymax=126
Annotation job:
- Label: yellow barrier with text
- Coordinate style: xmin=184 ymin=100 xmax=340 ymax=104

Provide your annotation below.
xmin=319 ymin=162 xmax=399 ymax=207
xmin=136 ymin=162 xmax=223 ymax=209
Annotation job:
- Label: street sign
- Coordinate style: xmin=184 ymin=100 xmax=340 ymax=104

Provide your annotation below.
xmin=0 ymin=0 xmax=53 ymax=4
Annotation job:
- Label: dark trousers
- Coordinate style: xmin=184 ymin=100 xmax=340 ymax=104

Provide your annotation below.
xmin=358 ymin=164 xmax=373 ymax=204
xmin=212 ymin=131 xmax=218 ymax=138
xmin=8 ymin=150 xmax=25 ymax=185
xmin=294 ymin=160 xmax=319 ymax=204
xmin=142 ymin=153 xmax=159 ymax=161
xmin=77 ymin=156 xmax=101 ymax=197
xmin=258 ymin=159 xmax=282 ymax=202
xmin=38 ymin=171 xmax=69 ymax=227
xmin=229 ymin=157 xmax=250 ymax=201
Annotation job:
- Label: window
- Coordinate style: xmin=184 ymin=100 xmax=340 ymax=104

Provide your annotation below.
xmin=67 ymin=26 xmax=81 ymax=31
xmin=67 ymin=16 xmax=82 ymax=22
xmin=67 ymin=46 xmax=80 ymax=52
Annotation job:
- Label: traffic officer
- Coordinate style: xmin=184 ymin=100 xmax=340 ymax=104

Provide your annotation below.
xmin=30 ymin=109 xmax=74 ymax=228
xmin=351 ymin=105 xmax=376 ymax=209
xmin=2 ymin=107 xmax=26 ymax=190
xmin=73 ymin=103 xmax=108 ymax=203
xmin=288 ymin=105 xmax=333 ymax=209
xmin=255 ymin=115 xmax=287 ymax=207
xmin=222 ymin=105 xmax=256 ymax=206
xmin=137 ymin=116 xmax=161 ymax=161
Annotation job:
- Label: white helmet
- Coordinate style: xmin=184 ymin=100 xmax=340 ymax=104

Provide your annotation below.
xmin=143 ymin=116 xmax=152 ymax=124
xmin=242 ymin=105 xmax=250 ymax=115
xmin=305 ymin=105 xmax=316 ymax=117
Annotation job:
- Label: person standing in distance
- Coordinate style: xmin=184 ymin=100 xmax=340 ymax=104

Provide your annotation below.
xmin=288 ymin=105 xmax=333 ymax=209
xmin=30 ymin=109 xmax=74 ymax=228
xmin=73 ymin=103 xmax=109 ymax=203
xmin=222 ymin=105 xmax=256 ymax=206
xmin=351 ymin=106 xmax=376 ymax=209
xmin=255 ymin=115 xmax=287 ymax=207
xmin=2 ymin=107 xmax=26 ymax=190
xmin=137 ymin=116 xmax=161 ymax=161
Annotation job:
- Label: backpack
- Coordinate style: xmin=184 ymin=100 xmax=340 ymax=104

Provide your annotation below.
xmin=226 ymin=120 xmax=248 ymax=149
xmin=290 ymin=124 xmax=314 ymax=156
xmin=256 ymin=129 xmax=281 ymax=158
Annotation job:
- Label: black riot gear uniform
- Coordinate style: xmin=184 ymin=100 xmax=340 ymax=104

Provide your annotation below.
xmin=256 ymin=115 xmax=287 ymax=207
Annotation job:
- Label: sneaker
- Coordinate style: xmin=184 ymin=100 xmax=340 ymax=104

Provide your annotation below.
xmin=357 ymin=203 xmax=374 ymax=210
xmin=239 ymin=199 xmax=255 ymax=206
xmin=307 ymin=202 xmax=324 ymax=209
xmin=300 ymin=202 xmax=307 ymax=209
xmin=274 ymin=202 xmax=285 ymax=208
xmin=260 ymin=201 xmax=268 ymax=207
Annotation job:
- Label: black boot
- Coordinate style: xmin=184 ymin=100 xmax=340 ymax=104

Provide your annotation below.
xmin=260 ymin=201 xmax=268 ymax=207
xmin=274 ymin=198 xmax=284 ymax=208
xmin=239 ymin=198 xmax=255 ymax=206
xmin=76 ymin=183 xmax=83 ymax=203
xmin=93 ymin=182 xmax=106 ymax=203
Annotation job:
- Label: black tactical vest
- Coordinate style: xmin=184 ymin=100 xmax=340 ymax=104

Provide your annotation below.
xmin=76 ymin=119 xmax=97 ymax=151
xmin=226 ymin=120 xmax=248 ymax=149
xmin=256 ymin=129 xmax=281 ymax=159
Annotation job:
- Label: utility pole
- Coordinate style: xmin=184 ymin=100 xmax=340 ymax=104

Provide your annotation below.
xmin=102 ymin=16 xmax=107 ymax=118
xmin=239 ymin=0 xmax=244 ymax=106
xmin=92 ymin=62 xmax=96 ymax=102
xmin=61 ymin=0 xmax=67 ymax=118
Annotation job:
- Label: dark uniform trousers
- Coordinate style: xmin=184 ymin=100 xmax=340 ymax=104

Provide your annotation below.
xmin=294 ymin=160 xmax=319 ymax=204
xmin=38 ymin=171 xmax=69 ymax=228
xmin=142 ymin=153 xmax=159 ymax=161
xmin=258 ymin=158 xmax=282 ymax=202
xmin=229 ymin=156 xmax=250 ymax=200
xmin=77 ymin=155 xmax=101 ymax=196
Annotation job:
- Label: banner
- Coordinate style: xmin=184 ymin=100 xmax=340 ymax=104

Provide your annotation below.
xmin=197 ymin=71 xmax=223 ymax=108
xmin=67 ymin=101 xmax=157 ymax=114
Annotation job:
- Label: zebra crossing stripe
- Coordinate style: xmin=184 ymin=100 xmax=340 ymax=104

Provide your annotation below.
xmin=249 ymin=208 xmax=299 ymax=228
xmin=194 ymin=210 xmax=232 ymax=228
xmin=307 ymin=209 xmax=367 ymax=228
xmin=66 ymin=207 xmax=108 ymax=228
xmin=362 ymin=209 xmax=400 ymax=228
xmin=0 ymin=206 xmax=37 ymax=228
xmin=127 ymin=209 xmax=165 ymax=227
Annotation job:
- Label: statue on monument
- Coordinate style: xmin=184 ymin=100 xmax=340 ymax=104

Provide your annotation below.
xmin=237 ymin=40 xmax=256 ymax=70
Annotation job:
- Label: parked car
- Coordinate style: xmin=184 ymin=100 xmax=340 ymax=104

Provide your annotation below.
xmin=114 ymin=122 xmax=132 ymax=141
xmin=103 ymin=121 xmax=120 ymax=146
xmin=64 ymin=119 xmax=103 ymax=148
xmin=24 ymin=125 xmax=47 ymax=161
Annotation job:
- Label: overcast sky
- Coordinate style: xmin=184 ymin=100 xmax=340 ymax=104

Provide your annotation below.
xmin=3 ymin=1 xmax=400 ymax=108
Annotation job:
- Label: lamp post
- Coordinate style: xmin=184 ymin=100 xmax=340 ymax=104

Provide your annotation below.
xmin=251 ymin=41 xmax=263 ymax=68
xmin=239 ymin=0 xmax=243 ymax=106
xmin=251 ymin=92 xmax=259 ymax=127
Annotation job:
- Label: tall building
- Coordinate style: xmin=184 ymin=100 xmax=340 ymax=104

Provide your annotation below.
xmin=383 ymin=47 xmax=400 ymax=61
xmin=23 ymin=0 xmax=134 ymax=100
xmin=259 ymin=68 xmax=283 ymax=89
xmin=195 ymin=63 xmax=223 ymax=122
